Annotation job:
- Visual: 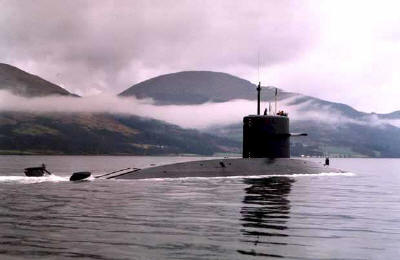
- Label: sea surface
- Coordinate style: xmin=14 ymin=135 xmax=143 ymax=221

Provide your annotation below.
xmin=0 ymin=156 xmax=399 ymax=260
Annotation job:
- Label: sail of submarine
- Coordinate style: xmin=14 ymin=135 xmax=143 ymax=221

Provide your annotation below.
xmin=108 ymin=82 xmax=343 ymax=179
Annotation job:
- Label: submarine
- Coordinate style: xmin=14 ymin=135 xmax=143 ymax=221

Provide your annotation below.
xmin=103 ymin=83 xmax=343 ymax=180
xmin=23 ymin=83 xmax=342 ymax=181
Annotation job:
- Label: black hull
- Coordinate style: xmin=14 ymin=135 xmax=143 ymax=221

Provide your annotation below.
xmin=112 ymin=158 xmax=343 ymax=180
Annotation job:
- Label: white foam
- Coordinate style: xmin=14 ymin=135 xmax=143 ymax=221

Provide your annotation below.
xmin=0 ymin=175 xmax=69 ymax=184
xmin=1 ymin=172 xmax=355 ymax=184
xmin=303 ymin=172 xmax=356 ymax=177
xmin=118 ymin=172 xmax=356 ymax=182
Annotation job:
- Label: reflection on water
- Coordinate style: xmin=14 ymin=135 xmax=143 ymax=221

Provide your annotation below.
xmin=238 ymin=177 xmax=295 ymax=257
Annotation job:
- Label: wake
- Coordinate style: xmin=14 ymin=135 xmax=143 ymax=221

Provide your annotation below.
xmin=126 ymin=171 xmax=356 ymax=182
xmin=0 ymin=175 xmax=69 ymax=184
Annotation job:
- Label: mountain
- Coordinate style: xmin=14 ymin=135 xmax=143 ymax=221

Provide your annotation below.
xmin=0 ymin=64 xmax=240 ymax=155
xmin=0 ymin=112 xmax=240 ymax=155
xmin=120 ymin=71 xmax=370 ymax=118
xmin=120 ymin=71 xmax=294 ymax=104
xmin=0 ymin=63 xmax=77 ymax=97
xmin=1 ymin=64 xmax=399 ymax=157
xmin=120 ymin=71 xmax=400 ymax=157
xmin=120 ymin=70 xmax=389 ymax=121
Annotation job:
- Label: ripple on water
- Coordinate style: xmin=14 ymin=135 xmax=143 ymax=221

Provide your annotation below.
xmin=0 ymin=157 xmax=400 ymax=259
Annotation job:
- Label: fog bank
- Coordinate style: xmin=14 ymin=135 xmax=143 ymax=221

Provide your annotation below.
xmin=0 ymin=91 xmax=397 ymax=129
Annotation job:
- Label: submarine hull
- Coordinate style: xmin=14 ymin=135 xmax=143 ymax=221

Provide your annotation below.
xmin=112 ymin=158 xmax=343 ymax=180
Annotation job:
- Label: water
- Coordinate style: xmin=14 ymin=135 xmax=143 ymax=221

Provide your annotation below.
xmin=0 ymin=156 xmax=399 ymax=259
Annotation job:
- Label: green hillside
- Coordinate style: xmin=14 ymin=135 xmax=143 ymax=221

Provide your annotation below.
xmin=0 ymin=112 xmax=240 ymax=155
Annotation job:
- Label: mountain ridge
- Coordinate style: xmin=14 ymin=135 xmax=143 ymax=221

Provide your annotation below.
xmin=1 ymin=63 xmax=399 ymax=157
xmin=118 ymin=70 xmax=400 ymax=157
xmin=119 ymin=70 xmax=395 ymax=119
xmin=120 ymin=70 xmax=295 ymax=105
xmin=0 ymin=63 xmax=78 ymax=97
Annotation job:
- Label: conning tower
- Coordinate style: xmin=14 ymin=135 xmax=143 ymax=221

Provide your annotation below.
xmin=243 ymin=83 xmax=297 ymax=158
xmin=243 ymin=115 xmax=290 ymax=158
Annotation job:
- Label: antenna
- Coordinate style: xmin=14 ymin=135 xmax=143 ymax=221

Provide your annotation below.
xmin=256 ymin=84 xmax=277 ymax=116
xmin=275 ymin=88 xmax=278 ymax=115
xmin=257 ymin=82 xmax=261 ymax=115
xmin=257 ymin=53 xmax=260 ymax=83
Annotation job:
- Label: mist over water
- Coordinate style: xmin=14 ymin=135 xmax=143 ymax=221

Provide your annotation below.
xmin=0 ymin=156 xmax=399 ymax=259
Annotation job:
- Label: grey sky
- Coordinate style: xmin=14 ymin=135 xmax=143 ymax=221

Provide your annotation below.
xmin=1 ymin=0 xmax=399 ymax=113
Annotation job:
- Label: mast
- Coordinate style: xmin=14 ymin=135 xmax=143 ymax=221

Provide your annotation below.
xmin=274 ymin=88 xmax=278 ymax=115
xmin=257 ymin=82 xmax=261 ymax=115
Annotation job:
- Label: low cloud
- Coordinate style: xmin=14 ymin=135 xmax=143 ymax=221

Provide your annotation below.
xmin=1 ymin=91 xmax=397 ymax=130
xmin=0 ymin=90 xmax=255 ymax=128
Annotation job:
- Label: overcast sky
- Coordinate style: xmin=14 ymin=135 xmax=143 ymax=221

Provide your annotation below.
xmin=1 ymin=0 xmax=399 ymax=113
